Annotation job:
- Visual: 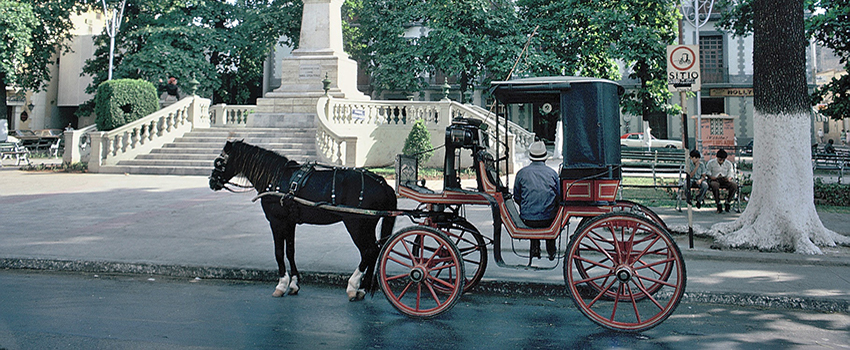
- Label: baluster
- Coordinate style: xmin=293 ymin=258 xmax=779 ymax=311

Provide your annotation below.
xmin=336 ymin=140 xmax=343 ymax=165
xmin=111 ymin=135 xmax=119 ymax=157
xmin=130 ymin=127 xmax=139 ymax=149
xmin=148 ymin=121 xmax=156 ymax=141
xmin=121 ymin=131 xmax=129 ymax=153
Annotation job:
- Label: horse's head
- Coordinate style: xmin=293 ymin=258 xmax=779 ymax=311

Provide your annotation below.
xmin=209 ymin=140 xmax=239 ymax=191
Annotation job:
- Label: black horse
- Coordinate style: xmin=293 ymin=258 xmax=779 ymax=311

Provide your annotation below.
xmin=209 ymin=140 xmax=397 ymax=300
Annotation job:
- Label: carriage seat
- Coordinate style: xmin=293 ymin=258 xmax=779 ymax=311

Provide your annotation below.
xmin=502 ymin=198 xmax=532 ymax=230
xmin=403 ymin=183 xmax=436 ymax=195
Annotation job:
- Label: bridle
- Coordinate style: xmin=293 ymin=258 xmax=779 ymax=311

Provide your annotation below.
xmin=209 ymin=152 xmax=253 ymax=193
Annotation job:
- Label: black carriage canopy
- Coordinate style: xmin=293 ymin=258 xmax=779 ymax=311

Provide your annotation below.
xmin=489 ymin=76 xmax=625 ymax=180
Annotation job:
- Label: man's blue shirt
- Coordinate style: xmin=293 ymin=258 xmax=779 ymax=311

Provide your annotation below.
xmin=513 ymin=161 xmax=560 ymax=221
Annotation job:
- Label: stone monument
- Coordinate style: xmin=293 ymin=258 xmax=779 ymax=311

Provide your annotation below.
xmin=255 ymin=0 xmax=367 ymax=119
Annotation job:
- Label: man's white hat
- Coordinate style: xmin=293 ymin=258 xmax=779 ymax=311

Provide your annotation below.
xmin=528 ymin=141 xmax=548 ymax=161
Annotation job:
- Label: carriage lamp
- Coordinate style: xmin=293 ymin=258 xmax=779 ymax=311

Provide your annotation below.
xmin=27 ymin=103 xmax=34 ymax=111
xmin=187 ymin=76 xmax=200 ymax=96
xmin=441 ymin=78 xmax=451 ymax=101
xmin=322 ymin=73 xmax=331 ymax=95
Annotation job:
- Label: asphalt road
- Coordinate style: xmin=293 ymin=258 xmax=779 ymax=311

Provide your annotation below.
xmin=1 ymin=270 xmax=848 ymax=350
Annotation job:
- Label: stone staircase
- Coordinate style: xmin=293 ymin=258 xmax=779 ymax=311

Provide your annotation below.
xmin=103 ymin=126 xmax=317 ymax=176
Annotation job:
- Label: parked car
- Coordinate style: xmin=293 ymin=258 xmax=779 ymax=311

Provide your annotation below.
xmin=620 ymin=133 xmax=682 ymax=149
xmin=740 ymin=140 xmax=753 ymax=156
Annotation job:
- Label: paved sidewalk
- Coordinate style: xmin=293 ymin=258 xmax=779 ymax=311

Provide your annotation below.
xmin=1 ymin=167 xmax=849 ymax=313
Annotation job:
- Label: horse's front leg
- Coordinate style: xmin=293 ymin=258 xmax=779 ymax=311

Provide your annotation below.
xmin=284 ymin=228 xmax=300 ymax=295
xmin=265 ymin=209 xmax=299 ymax=297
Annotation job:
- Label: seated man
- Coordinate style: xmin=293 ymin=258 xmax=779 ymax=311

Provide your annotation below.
xmin=825 ymin=139 xmax=837 ymax=154
xmin=706 ymin=149 xmax=738 ymax=213
xmin=683 ymin=149 xmax=709 ymax=208
xmin=514 ymin=141 xmax=560 ymax=260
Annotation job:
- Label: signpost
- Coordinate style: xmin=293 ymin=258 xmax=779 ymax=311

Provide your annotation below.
xmin=667 ymin=45 xmax=701 ymax=92
xmin=668 ymin=44 xmax=700 ymax=249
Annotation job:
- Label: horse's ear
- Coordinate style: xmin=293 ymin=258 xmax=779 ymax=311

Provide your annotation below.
xmin=223 ymin=140 xmax=233 ymax=152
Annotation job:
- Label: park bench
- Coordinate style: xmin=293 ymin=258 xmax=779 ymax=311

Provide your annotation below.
xmin=812 ymin=149 xmax=849 ymax=184
xmin=620 ymin=148 xmax=686 ymax=186
xmin=0 ymin=142 xmax=32 ymax=167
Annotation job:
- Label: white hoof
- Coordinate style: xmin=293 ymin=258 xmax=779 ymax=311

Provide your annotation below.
xmin=288 ymin=275 xmax=300 ymax=295
xmin=348 ymin=289 xmax=366 ymax=302
xmin=346 ymin=268 xmax=364 ymax=300
xmin=272 ymin=274 xmax=290 ymax=297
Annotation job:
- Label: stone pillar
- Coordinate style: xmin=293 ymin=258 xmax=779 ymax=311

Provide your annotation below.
xmin=256 ymin=0 xmax=368 ymax=116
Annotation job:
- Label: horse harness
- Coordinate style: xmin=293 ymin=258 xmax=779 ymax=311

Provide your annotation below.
xmin=276 ymin=162 xmax=383 ymax=207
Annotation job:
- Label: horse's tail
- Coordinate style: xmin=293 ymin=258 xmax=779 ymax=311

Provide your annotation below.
xmin=368 ymin=184 xmax=397 ymax=296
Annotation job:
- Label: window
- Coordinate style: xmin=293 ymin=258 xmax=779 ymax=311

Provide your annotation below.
xmin=700 ymin=35 xmax=724 ymax=83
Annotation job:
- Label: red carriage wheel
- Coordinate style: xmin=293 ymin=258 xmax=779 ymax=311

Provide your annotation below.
xmin=378 ymin=226 xmax=465 ymax=318
xmin=564 ymin=213 xmax=686 ymax=332
xmin=612 ymin=200 xmax=669 ymax=232
xmin=434 ymin=219 xmax=487 ymax=294
xmin=576 ymin=200 xmax=668 ymax=233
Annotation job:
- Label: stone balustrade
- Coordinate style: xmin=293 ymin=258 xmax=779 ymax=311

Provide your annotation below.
xmin=316 ymin=97 xmax=520 ymax=172
xmin=209 ymin=104 xmax=254 ymax=127
xmin=88 ymin=96 xmax=210 ymax=172
xmin=62 ymin=124 xmax=98 ymax=164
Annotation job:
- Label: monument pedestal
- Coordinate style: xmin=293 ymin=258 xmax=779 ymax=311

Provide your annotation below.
xmin=255 ymin=0 xmax=368 ymax=118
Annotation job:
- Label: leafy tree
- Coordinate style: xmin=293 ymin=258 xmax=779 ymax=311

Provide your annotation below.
xmin=717 ymin=0 xmax=850 ymax=121
xmin=419 ymin=0 xmax=525 ymax=95
xmin=807 ymin=0 xmax=850 ymax=121
xmin=1 ymin=0 xmax=77 ymax=118
xmin=602 ymin=0 xmax=680 ymax=125
xmin=80 ymin=0 xmax=301 ymax=109
xmin=349 ymin=0 xmax=430 ymax=95
xmin=516 ymin=0 xmax=620 ymax=79
xmin=711 ymin=0 xmax=849 ymax=253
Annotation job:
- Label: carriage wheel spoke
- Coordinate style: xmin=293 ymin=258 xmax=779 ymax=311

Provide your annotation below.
xmin=424 ymin=280 xmax=443 ymax=305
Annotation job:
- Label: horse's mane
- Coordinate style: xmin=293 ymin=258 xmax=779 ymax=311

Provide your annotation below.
xmin=230 ymin=141 xmax=298 ymax=190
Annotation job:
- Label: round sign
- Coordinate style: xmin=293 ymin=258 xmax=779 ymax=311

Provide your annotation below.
xmin=20 ymin=111 xmax=28 ymax=122
xmin=669 ymin=46 xmax=696 ymax=71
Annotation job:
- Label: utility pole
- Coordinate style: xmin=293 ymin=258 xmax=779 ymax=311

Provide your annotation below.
xmin=681 ymin=0 xmax=716 ymax=153
xmin=102 ymin=0 xmax=126 ymax=81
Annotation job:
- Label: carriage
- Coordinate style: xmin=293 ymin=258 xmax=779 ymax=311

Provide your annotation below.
xmin=379 ymin=77 xmax=685 ymax=332
xmin=210 ymin=76 xmax=686 ymax=333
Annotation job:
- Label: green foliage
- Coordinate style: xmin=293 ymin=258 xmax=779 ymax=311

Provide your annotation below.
xmin=719 ymin=0 xmax=850 ymax=120
xmin=0 ymin=0 xmax=75 ymax=115
xmin=0 ymin=0 xmax=37 ymax=83
xmin=94 ymin=79 xmax=159 ymax=131
xmin=814 ymin=178 xmax=850 ymax=206
xmin=807 ymin=0 xmax=850 ymax=121
xmin=81 ymin=0 xmax=301 ymax=105
xmin=402 ymin=119 xmax=434 ymax=164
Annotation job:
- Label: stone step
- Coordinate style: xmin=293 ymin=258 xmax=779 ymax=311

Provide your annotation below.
xmin=115 ymin=125 xmax=317 ymax=176
xmin=174 ymin=136 xmax=315 ymax=144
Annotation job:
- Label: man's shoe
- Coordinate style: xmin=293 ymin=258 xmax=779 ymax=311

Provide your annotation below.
xmin=725 ymin=203 xmax=731 ymax=212
xmin=717 ymin=204 xmax=724 ymax=213
xmin=696 ymin=200 xmax=702 ymax=209
xmin=546 ymin=239 xmax=557 ymax=261
xmin=530 ymin=241 xmax=541 ymax=259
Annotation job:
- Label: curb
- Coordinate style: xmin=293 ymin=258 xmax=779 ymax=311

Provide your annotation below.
xmin=4 ymin=258 xmax=848 ymax=314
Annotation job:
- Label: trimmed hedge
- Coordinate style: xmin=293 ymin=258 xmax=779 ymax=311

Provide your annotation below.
xmin=814 ymin=178 xmax=850 ymax=206
xmin=402 ymin=119 xmax=434 ymax=164
xmin=94 ymin=79 xmax=159 ymax=131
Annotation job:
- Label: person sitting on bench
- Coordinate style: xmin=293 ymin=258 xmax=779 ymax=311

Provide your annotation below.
xmin=514 ymin=141 xmax=560 ymax=260
xmin=706 ymin=148 xmax=738 ymax=213
xmin=683 ymin=149 xmax=709 ymax=209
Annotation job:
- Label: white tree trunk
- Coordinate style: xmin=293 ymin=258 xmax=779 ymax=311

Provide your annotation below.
xmin=709 ymin=111 xmax=850 ymax=254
